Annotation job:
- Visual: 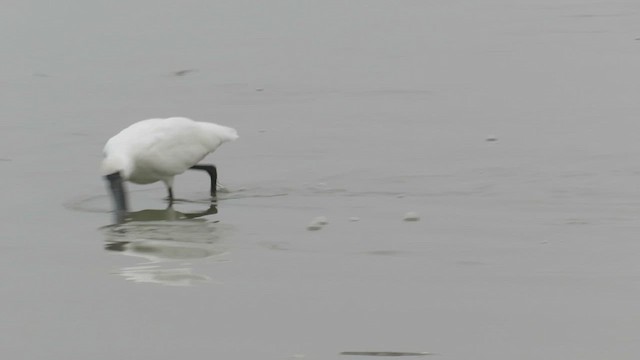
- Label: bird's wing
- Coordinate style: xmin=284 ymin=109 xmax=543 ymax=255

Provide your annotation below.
xmin=129 ymin=118 xmax=222 ymax=177
xmin=104 ymin=117 xmax=237 ymax=179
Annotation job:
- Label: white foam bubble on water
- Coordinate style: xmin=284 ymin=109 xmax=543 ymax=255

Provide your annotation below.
xmin=403 ymin=212 xmax=420 ymax=222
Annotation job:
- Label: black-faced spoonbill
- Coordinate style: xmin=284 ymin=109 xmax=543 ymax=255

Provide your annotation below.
xmin=101 ymin=117 xmax=238 ymax=220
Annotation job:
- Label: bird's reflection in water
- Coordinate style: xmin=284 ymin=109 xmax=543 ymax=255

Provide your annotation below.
xmin=104 ymin=204 xmax=229 ymax=286
xmin=113 ymin=202 xmax=218 ymax=224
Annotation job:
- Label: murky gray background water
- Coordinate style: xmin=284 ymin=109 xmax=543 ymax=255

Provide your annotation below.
xmin=3 ymin=1 xmax=640 ymax=359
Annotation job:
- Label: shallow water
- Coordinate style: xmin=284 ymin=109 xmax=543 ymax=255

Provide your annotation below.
xmin=3 ymin=1 xmax=640 ymax=359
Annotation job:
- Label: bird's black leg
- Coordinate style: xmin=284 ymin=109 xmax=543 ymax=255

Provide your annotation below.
xmin=189 ymin=164 xmax=218 ymax=197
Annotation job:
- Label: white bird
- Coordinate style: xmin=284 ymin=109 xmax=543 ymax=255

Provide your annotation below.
xmin=101 ymin=117 xmax=238 ymax=220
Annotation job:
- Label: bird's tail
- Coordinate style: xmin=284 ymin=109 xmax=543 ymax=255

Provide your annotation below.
xmin=202 ymin=122 xmax=239 ymax=143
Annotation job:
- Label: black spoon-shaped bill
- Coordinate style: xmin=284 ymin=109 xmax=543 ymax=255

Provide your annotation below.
xmin=105 ymin=171 xmax=129 ymax=223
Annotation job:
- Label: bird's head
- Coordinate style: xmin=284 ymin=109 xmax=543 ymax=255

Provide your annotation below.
xmin=101 ymin=152 xmax=132 ymax=179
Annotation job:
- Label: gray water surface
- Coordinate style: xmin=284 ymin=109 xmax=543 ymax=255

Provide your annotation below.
xmin=3 ymin=1 xmax=640 ymax=359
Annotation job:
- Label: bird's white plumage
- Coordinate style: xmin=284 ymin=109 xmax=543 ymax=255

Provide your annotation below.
xmin=102 ymin=117 xmax=238 ymax=188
